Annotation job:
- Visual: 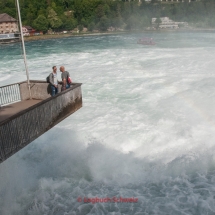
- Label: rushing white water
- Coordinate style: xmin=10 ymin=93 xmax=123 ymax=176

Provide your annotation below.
xmin=1 ymin=31 xmax=215 ymax=215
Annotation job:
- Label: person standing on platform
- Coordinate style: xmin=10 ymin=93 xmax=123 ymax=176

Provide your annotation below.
xmin=49 ymin=66 xmax=59 ymax=96
xmin=60 ymin=66 xmax=71 ymax=91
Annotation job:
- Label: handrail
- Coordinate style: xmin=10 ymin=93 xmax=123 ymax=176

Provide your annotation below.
xmin=0 ymin=82 xmax=82 ymax=126
xmin=0 ymin=83 xmax=21 ymax=106
xmin=0 ymin=80 xmax=45 ymax=88
xmin=0 ymin=80 xmax=80 ymax=106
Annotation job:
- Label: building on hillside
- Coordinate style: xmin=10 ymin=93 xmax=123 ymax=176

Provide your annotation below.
xmin=152 ymin=17 xmax=188 ymax=29
xmin=22 ymin=26 xmax=29 ymax=36
xmin=0 ymin=13 xmax=19 ymax=34
xmin=22 ymin=26 xmax=35 ymax=36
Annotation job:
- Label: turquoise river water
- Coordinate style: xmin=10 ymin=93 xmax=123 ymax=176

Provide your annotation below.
xmin=1 ymin=31 xmax=215 ymax=215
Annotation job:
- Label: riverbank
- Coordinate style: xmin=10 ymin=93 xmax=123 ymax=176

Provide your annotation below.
xmin=24 ymin=31 xmax=127 ymax=42
xmin=23 ymin=28 xmax=215 ymax=42
xmin=23 ymin=29 xmax=171 ymax=42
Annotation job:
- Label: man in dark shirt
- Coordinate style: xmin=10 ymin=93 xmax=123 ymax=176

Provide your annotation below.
xmin=60 ymin=66 xmax=71 ymax=91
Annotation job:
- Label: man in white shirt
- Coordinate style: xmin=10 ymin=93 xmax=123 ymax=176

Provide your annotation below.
xmin=49 ymin=66 xmax=59 ymax=96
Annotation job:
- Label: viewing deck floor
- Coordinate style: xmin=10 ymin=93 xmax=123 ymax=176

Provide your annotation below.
xmin=0 ymin=99 xmax=42 ymax=123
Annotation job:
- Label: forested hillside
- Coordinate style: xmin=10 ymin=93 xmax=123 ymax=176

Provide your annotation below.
xmin=0 ymin=0 xmax=215 ymax=32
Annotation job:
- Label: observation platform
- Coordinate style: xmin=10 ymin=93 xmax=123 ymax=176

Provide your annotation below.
xmin=0 ymin=80 xmax=82 ymax=163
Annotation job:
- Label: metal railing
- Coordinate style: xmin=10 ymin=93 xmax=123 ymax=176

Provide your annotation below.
xmin=0 ymin=84 xmax=21 ymax=106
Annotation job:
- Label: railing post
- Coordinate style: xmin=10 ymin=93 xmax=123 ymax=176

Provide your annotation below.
xmin=16 ymin=0 xmax=32 ymax=99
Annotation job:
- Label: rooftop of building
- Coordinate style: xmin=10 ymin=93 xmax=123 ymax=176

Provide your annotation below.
xmin=0 ymin=13 xmax=17 ymax=23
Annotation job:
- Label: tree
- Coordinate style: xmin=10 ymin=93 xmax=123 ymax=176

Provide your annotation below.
xmin=112 ymin=17 xmax=124 ymax=28
xmin=24 ymin=4 xmax=37 ymax=25
xmin=33 ymin=15 xmax=49 ymax=32
xmin=88 ymin=22 xmax=95 ymax=32
xmin=140 ymin=16 xmax=151 ymax=28
xmin=61 ymin=17 xmax=77 ymax=30
xmin=155 ymin=17 xmax=161 ymax=29
xmin=96 ymin=4 xmax=105 ymax=19
xmin=78 ymin=24 xmax=83 ymax=32
xmin=126 ymin=15 xmax=140 ymax=30
xmin=98 ymin=16 xmax=110 ymax=31
xmin=47 ymin=7 xmax=63 ymax=30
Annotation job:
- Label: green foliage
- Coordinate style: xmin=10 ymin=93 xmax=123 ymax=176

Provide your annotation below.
xmin=1 ymin=0 xmax=215 ymax=31
xmin=61 ymin=16 xmax=77 ymax=30
xmin=33 ymin=15 xmax=48 ymax=32
xmin=78 ymin=24 xmax=83 ymax=32
xmin=126 ymin=15 xmax=141 ymax=30
xmin=98 ymin=16 xmax=110 ymax=31
xmin=2 ymin=8 xmax=16 ymax=18
xmin=88 ymin=22 xmax=95 ymax=32
xmin=47 ymin=7 xmax=62 ymax=29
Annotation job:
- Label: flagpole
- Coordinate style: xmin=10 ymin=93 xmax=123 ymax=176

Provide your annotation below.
xmin=16 ymin=0 xmax=32 ymax=99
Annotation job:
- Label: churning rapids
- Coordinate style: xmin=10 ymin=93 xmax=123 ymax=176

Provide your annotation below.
xmin=1 ymin=31 xmax=215 ymax=215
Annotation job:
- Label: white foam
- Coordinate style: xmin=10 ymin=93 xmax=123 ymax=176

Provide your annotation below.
xmin=1 ymin=32 xmax=215 ymax=214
